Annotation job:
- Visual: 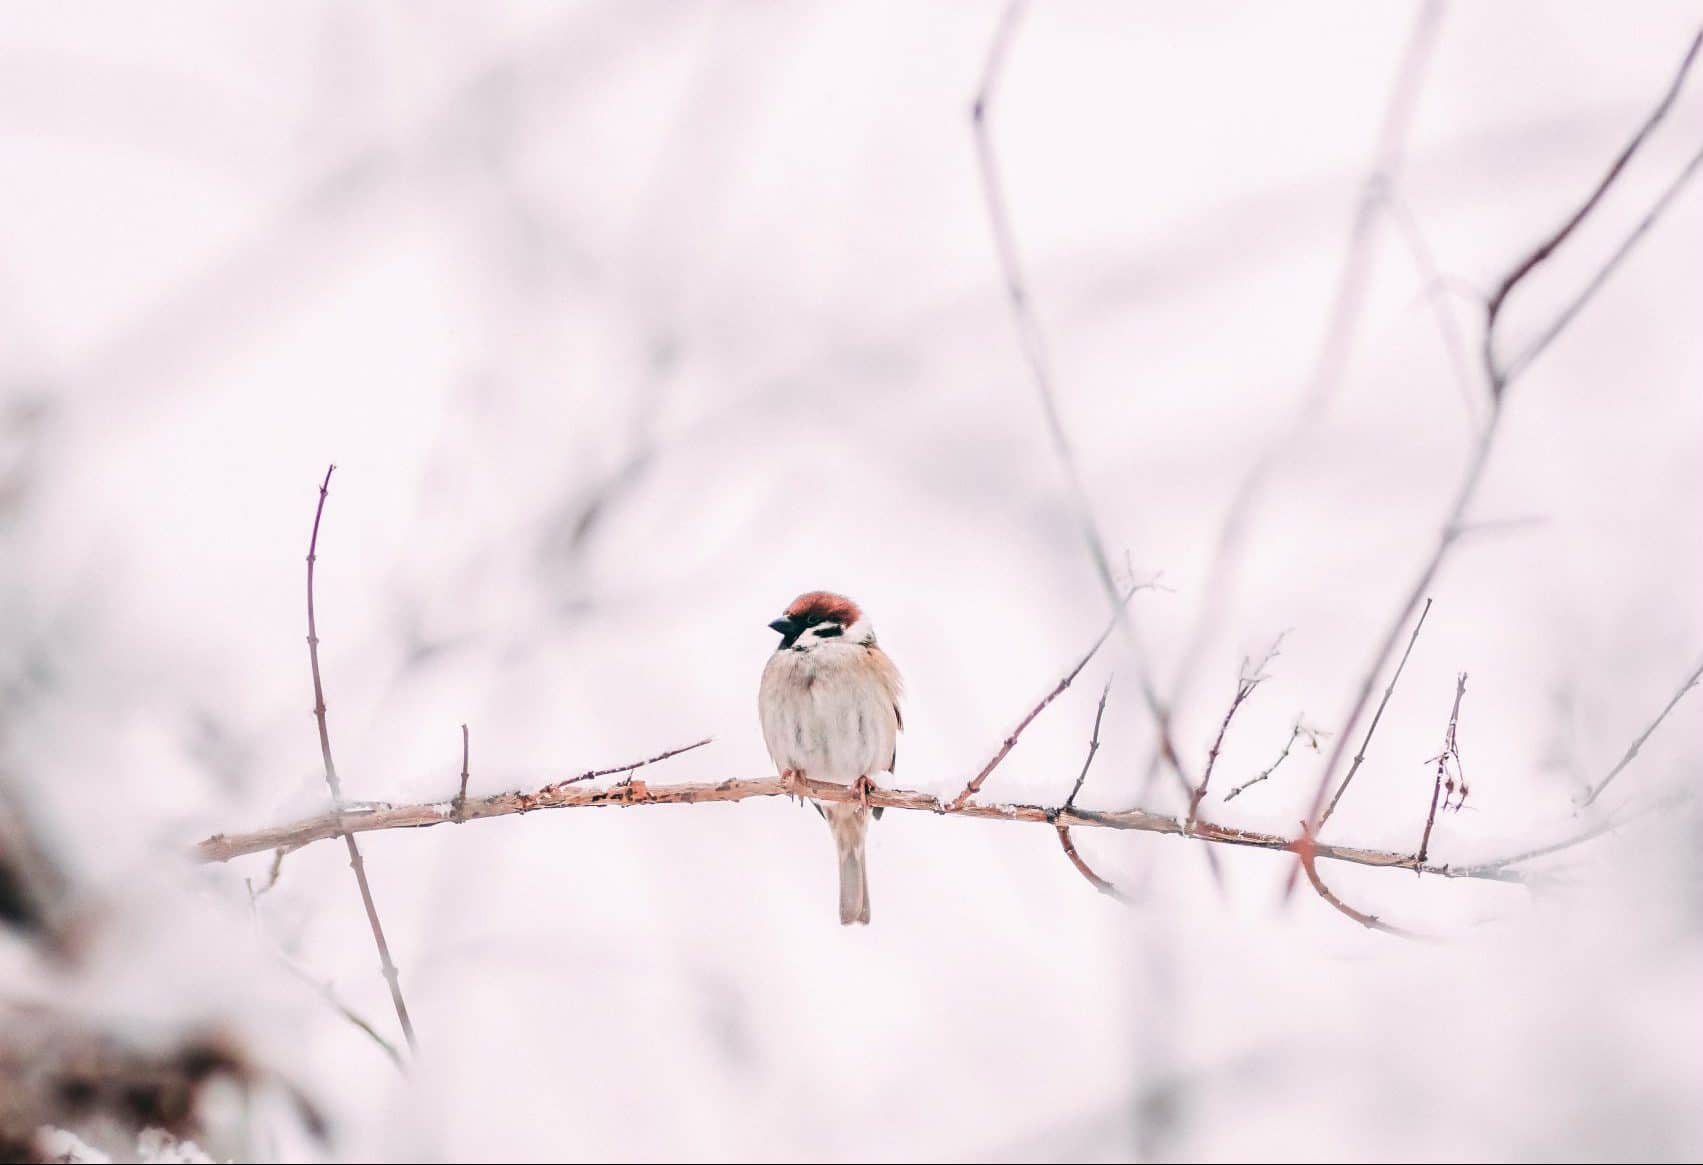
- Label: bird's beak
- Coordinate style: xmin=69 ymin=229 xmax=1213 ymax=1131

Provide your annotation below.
xmin=768 ymin=616 xmax=800 ymax=636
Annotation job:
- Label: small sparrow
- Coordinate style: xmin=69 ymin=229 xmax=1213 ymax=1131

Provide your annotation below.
xmin=759 ymin=591 xmax=903 ymax=925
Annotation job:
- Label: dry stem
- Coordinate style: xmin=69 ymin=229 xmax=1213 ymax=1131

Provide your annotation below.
xmin=1054 ymin=678 xmax=1127 ymax=902
xmin=305 ymin=464 xmax=418 ymax=1055
xmin=1418 ymin=673 xmax=1468 ymax=866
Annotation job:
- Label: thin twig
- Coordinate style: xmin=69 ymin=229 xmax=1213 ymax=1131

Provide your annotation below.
xmin=971 ymin=0 xmax=1115 ymax=600
xmin=1064 ymin=677 xmax=1114 ymax=811
xmin=1224 ymin=721 xmax=1320 ymax=803
xmin=566 ymin=737 xmax=712 ymax=792
xmin=945 ymin=582 xmax=1151 ymax=813
xmin=279 ymin=957 xmax=405 ymax=1072
xmin=1054 ymin=677 xmax=1128 ymax=902
xmin=305 ymin=464 xmax=418 ymax=1055
xmin=1056 ymin=826 xmax=1131 ymax=905
xmin=1187 ymin=635 xmax=1283 ymax=827
xmin=1579 ymin=655 xmax=1703 ymax=806
xmin=970 ymin=0 xmax=1185 ymax=793
xmin=453 ymin=723 xmax=471 ymax=823
xmin=1418 ymin=673 xmax=1467 ymax=867
xmin=1505 ymin=136 xmax=1703 ymax=386
xmin=1450 ymin=791 xmax=1689 ymax=877
xmin=1292 ymin=834 xmax=1418 ymax=938
xmin=251 ymin=847 xmax=289 ymax=897
xmin=1318 ymin=597 xmax=1434 ymax=826
xmin=1484 ymin=26 xmax=1703 ymax=393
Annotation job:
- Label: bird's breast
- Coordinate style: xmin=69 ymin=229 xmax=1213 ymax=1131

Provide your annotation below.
xmin=759 ymin=647 xmax=897 ymax=784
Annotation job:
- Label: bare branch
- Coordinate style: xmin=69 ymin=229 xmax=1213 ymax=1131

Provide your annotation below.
xmin=1318 ymin=597 xmax=1434 ymax=826
xmin=1293 ymin=835 xmax=1419 ymax=938
xmin=196 ymin=763 xmax=1653 ymax=892
xmin=1064 ymin=676 xmax=1114 ymax=812
xmin=970 ymin=1 xmax=1185 ymax=790
xmin=1056 ymin=826 xmax=1131 ymax=905
xmin=1579 ymin=655 xmax=1703 ymax=806
xmin=1449 ymin=790 xmax=1689 ymax=878
xmin=1224 ymin=720 xmax=1320 ymax=803
xmin=1504 ymin=136 xmax=1703 ymax=387
xmin=1484 ymin=26 xmax=1703 ymax=392
xmin=1418 ymin=672 xmax=1468 ymax=866
xmin=1304 ymin=24 xmax=1703 ymax=851
xmin=971 ymin=0 xmax=1116 ymax=603
xmin=945 ymin=583 xmax=1150 ymax=813
xmin=305 ymin=464 xmax=418 ymax=1056
xmin=1054 ymin=678 xmax=1128 ymax=902
xmin=1187 ymin=636 xmax=1283 ymax=827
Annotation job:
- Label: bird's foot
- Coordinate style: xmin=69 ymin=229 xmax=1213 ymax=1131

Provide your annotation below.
xmin=851 ymin=774 xmax=878 ymax=809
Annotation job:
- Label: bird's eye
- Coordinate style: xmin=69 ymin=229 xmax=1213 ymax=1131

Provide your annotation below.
xmin=815 ymin=623 xmax=843 ymax=638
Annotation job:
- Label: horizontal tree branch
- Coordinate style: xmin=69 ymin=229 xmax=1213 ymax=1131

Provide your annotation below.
xmin=195 ymin=766 xmax=1617 ymax=886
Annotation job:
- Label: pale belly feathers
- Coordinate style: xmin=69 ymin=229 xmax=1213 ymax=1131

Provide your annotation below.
xmin=760 ymin=643 xmax=898 ymax=785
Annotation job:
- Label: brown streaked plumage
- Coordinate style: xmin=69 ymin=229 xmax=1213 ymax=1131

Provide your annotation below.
xmin=758 ymin=590 xmax=902 ymax=925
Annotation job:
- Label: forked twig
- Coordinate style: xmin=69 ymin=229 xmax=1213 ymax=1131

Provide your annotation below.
xmin=306 ymin=465 xmax=418 ymax=1055
xmin=1293 ymin=24 xmax=1703 ymax=925
xmin=1418 ymin=673 xmax=1468 ymax=866
xmin=1224 ymin=721 xmax=1320 ymax=803
xmin=1484 ymin=27 xmax=1703 ymax=392
xmin=1503 ymin=138 xmax=1703 ymax=388
xmin=1187 ymin=636 xmax=1283 ymax=827
xmin=946 ymin=583 xmax=1151 ymax=812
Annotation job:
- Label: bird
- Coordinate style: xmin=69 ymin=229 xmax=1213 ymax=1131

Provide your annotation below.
xmin=758 ymin=591 xmax=903 ymax=925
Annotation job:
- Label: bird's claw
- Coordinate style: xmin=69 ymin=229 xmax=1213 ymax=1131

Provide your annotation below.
xmin=851 ymin=774 xmax=877 ymax=809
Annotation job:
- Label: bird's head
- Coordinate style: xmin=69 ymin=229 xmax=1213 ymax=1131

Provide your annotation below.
xmin=767 ymin=591 xmax=874 ymax=651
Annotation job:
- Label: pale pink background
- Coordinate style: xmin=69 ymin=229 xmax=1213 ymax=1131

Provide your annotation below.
xmin=2 ymin=2 xmax=1700 ymax=1161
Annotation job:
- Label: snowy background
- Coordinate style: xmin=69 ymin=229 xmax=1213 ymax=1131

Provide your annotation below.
xmin=2 ymin=1 xmax=1701 ymax=1161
